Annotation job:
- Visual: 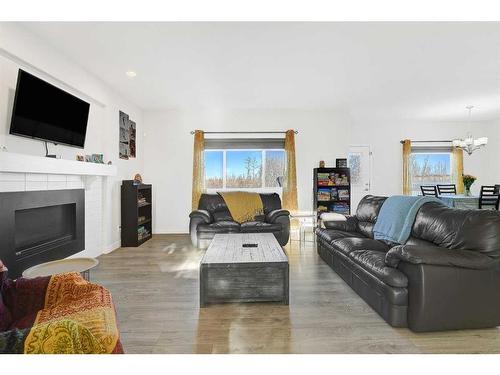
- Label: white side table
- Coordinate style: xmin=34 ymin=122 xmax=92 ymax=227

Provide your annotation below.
xmin=22 ymin=258 xmax=99 ymax=281
xmin=290 ymin=211 xmax=317 ymax=244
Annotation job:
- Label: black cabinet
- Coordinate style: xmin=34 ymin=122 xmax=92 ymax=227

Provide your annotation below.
xmin=121 ymin=180 xmax=152 ymax=247
xmin=313 ymin=167 xmax=351 ymax=220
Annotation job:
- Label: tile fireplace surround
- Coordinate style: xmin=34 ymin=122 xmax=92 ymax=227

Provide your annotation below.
xmin=0 ymin=151 xmax=117 ymax=259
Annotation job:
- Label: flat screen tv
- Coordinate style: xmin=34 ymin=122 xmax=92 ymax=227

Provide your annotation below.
xmin=9 ymin=69 xmax=90 ymax=148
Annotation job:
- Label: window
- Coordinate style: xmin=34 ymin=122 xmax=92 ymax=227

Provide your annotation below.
xmin=410 ymin=149 xmax=452 ymax=194
xmin=204 ymin=149 xmax=285 ymax=191
xmin=205 ymin=151 xmax=223 ymax=189
xmin=226 ymin=150 xmax=262 ymax=188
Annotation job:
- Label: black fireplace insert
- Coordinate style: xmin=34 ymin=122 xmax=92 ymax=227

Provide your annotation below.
xmin=0 ymin=189 xmax=85 ymax=278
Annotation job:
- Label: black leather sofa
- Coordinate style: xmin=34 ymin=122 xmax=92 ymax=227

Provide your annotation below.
xmin=189 ymin=193 xmax=290 ymax=249
xmin=316 ymin=195 xmax=500 ymax=332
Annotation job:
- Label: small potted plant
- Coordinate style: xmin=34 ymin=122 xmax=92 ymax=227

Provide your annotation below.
xmin=462 ymin=174 xmax=477 ymax=196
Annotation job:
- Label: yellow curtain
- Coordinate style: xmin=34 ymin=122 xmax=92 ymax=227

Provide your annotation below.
xmin=192 ymin=130 xmax=205 ymax=210
xmin=452 ymin=147 xmax=465 ymax=194
xmin=402 ymin=139 xmax=412 ymax=195
xmin=283 ymin=129 xmax=298 ymax=212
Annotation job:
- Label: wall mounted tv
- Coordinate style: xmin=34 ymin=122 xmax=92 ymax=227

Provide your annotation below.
xmin=9 ymin=69 xmax=90 ymax=148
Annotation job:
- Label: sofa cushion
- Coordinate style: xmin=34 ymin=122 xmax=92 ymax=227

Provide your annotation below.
xmin=197 ymin=194 xmax=233 ymax=222
xmin=331 ymin=237 xmax=390 ymax=256
xmin=259 ymin=193 xmax=282 ymax=214
xmin=197 ymin=220 xmax=240 ymax=233
xmin=349 ymin=250 xmax=408 ymax=287
xmin=316 ymin=229 xmax=365 ymax=244
xmin=355 ymin=195 xmax=387 ymax=238
xmin=197 ymin=193 xmax=283 ymax=221
xmin=412 ymin=202 xmax=500 ymax=256
xmin=385 ymin=244 xmax=500 ymax=270
xmin=240 ymin=221 xmax=282 ymax=233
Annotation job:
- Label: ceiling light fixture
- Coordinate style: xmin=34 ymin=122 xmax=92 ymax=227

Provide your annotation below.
xmin=452 ymin=105 xmax=488 ymax=155
xmin=125 ymin=71 xmax=137 ymax=78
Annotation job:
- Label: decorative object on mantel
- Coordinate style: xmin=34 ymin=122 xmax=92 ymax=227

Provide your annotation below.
xmin=107 ymin=161 xmax=113 ymax=165
xmin=336 ymin=158 xmax=348 ymax=168
xmin=133 ymin=173 xmax=143 ymax=185
xmin=319 ymin=160 xmax=325 ymax=168
xmin=119 ymin=110 xmax=137 ymax=160
xmin=462 ymin=174 xmax=477 ymax=196
xmin=92 ymin=154 xmax=104 ymax=164
xmin=81 ymin=154 xmax=105 ymax=163
xmin=452 ymin=106 xmax=488 ymax=155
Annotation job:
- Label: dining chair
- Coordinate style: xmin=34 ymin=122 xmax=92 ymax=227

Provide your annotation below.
xmin=479 ymin=185 xmax=500 ymax=210
xmin=420 ymin=185 xmax=438 ymax=197
xmin=437 ymin=184 xmax=457 ymax=195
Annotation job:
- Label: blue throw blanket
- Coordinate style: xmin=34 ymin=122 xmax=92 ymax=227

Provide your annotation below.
xmin=373 ymin=195 xmax=443 ymax=244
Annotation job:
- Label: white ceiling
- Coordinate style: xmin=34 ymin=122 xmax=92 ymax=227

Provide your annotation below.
xmin=21 ymin=22 xmax=500 ymax=121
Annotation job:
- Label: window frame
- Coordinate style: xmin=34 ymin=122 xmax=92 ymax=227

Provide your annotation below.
xmin=204 ymin=148 xmax=285 ymax=194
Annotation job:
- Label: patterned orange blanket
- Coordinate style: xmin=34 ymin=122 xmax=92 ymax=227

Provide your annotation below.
xmin=0 ymin=272 xmax=123 ymax=354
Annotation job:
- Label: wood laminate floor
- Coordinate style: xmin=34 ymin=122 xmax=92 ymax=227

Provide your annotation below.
xmin=92 ymin=234 xmax=500 ymax=354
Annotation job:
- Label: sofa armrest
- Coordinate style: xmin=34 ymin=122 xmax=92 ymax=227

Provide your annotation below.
xmin=265 ymin=209 xmax=290 ymax=223
xmin=385 ymin=245 xmax=500 ymax=270
xmin=189 ymin=210 xmax=213 ymax=224
xmin=323 ymin=215 xmax=358 ymax=232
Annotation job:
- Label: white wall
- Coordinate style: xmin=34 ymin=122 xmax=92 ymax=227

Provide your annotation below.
xmin=349 ymin=116 xmax=500 ymax=199
xmin=143 ymin=109 xmax=350 ymax=233
xmin=0 ymin=23 xmax=144 ymax=253
xmin=144 ymin=108 xmax=499 ymax=234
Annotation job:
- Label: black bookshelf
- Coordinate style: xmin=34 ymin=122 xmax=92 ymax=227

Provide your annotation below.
xmin=121 ymin=180 xmax=152 ymax=247
xmin=313 ymin=167 xmax=351 ymax=220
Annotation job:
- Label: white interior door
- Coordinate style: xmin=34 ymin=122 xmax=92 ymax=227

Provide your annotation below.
xmin=348 ymin=145 xmax=372 ymax=212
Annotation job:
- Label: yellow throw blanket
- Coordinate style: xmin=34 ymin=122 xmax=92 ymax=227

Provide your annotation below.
xmin=219 ymin=192 xmax=264 ymax=223
xmin=24 ymin=272 xmax=120 ymax=354
xmin=24 ymin=319 xmax=106 ymax=354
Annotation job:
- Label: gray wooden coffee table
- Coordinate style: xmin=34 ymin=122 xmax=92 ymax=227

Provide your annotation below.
xmin=199 ymin=233 xmax=289 ymax=307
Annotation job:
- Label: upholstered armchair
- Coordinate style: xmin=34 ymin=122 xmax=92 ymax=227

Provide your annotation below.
xmin=189 ymin=193 xmax=290 ymax=249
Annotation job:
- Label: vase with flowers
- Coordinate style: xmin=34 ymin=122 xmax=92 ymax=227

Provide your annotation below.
xmin=462 ymin=174 xmax=477 ymax=196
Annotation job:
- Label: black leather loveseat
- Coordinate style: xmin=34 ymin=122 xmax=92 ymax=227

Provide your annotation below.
xmin=189 ymin=193 xmax=290 ymax=249
xmin=316 ymin=195 xmax=500 ymax=332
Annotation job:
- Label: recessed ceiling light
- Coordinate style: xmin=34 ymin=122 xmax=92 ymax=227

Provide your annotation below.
xmin=126 ymin=71 xmax=137 ymax=78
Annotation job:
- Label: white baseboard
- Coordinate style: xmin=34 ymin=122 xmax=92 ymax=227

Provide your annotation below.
xmin=153 ymin=230 xmax=189 ymax=235
xmin=103 ymin=240 xmax=121 ymax=254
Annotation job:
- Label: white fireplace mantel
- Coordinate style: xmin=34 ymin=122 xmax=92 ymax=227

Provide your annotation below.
xmin=0 ymin=151 xmax=117 ymax=176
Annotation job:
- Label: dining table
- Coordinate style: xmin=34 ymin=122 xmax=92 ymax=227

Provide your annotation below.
xmin=437 ymin=194 xmax=479 ymax=209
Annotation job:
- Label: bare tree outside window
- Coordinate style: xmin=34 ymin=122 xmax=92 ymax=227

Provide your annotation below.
xmin=410 ymin=153 xmax=452 ymax=192
xmin=265 ymin=150 xmax=285 ymax=187
xmin=204 ymin=149 xmax=285 ymax=190
xmin=226 ymin=151 xmax=262 ymax=188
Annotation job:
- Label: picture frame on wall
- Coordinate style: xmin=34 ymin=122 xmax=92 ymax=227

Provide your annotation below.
xmin=119 ymin=110 xmax=137 ymax=160
xmin=129 ymin=120 xmax=136 ymax=158
xmin=119 ymin=110 xmax=130 ymax=160
xmin=336 ymin=158 xmax=348 ymax=168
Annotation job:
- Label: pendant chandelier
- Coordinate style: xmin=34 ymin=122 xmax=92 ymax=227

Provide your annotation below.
xmin=452 ymin=106 xmax=488 ymax=155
